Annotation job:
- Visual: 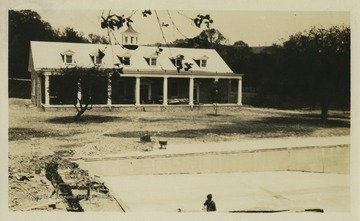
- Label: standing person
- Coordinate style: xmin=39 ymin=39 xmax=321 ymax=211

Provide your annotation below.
xmin=203 ymin=194 xmax=216 ymax=212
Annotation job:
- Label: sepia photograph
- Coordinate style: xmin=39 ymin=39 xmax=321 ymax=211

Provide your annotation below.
xmin=2 ymin=0 xmax=359 ymax=220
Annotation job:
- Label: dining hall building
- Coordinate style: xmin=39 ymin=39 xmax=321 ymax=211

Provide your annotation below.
xmin=28 ymin=26 xmax=244 ymax=111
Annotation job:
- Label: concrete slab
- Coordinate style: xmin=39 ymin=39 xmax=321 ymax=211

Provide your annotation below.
xmin=102 ymin=171 xmax=349 ymax=213
xmin=79 ymin=144 xmax=349 ymax=176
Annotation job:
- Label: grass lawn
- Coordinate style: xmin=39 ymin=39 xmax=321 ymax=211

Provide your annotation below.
xmin=8 ymin=98 xmax=350 ymax=156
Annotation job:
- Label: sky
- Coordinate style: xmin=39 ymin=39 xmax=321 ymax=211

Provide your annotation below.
xmin=36 ymin=10 xmax=350 ymax=47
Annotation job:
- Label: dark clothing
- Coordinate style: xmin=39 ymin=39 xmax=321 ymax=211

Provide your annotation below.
xmin=203 ymin=199 xmax=216 ymax=212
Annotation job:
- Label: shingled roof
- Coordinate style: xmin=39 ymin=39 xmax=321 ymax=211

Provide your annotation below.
xmin=29 ymin=41 xmax=237 ymax=76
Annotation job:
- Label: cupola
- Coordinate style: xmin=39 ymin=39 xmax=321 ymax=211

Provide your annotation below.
xmin=121 ymin=25 xmax=140 ymax=50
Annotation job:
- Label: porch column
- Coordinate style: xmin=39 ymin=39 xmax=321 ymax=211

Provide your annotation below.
xmin=195 ymin=83 xmax=200 ymax=103
xmin=237 ymin=78 xmax=242 ymax=105
xmin=107 ymin=74 xmax=112 ymax=107
xmin=163 ymin=77 xmax=168 ymax=106
xmin=148 ymin=84 xmax=152 ymax=101
xmin=228 ymin=79 xmax=231 ymax=103
xmin=77 ymin=79 xmax=81 ymax=106
xmin=31 ymin=72 xmax=35 ymax=104
xmin=36 ymin=74 xmax=41 ymax=107
xmin=189 ymin=77 xmax=194 ymax=106
xmin=135 ymin=76 xmax=140 ymax=106
xmin=44 ymin=73 xmax=50 ymax=106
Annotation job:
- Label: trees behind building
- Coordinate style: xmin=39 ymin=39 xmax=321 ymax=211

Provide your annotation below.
xmin=9 ymin=10 xmax=107 ymax=79
xmin=251 ymin=26 xmax=350 ymax=122
xmin=171 ymin=26 xmax=350 ymax=122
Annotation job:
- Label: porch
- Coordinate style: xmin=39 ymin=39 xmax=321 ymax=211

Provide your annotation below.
xmin=32 ymin=71 xmax=243 ymax=110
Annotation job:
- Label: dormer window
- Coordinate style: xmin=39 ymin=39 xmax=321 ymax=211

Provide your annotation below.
xmin=61 ymin=49 xmax=75 ymax=64
xmin=118 ymin=56 xmax=131 ymax=66
xmin=175 ymin=58 xmax=181 ymax=66
xmin=94 ymin=56 xmax=102 ymax=65
xmin=150 ymin=58 xmax=157 ymax=66
xmin=200 ymin=59 xmax=207 ymax=67
xmin=65 ymin=55 xmax=73 ymax=64
xmin=118 ymin=52 xmax=132 ymax=66
xmin=194 ymin=55 xmax=209 ymax=68
xmin=144 ymin=53 xmax=158 ymax=66
xmin=170 ymin=54 xmax=184 ymax=69
xmin=90 ymin=50 xmax=105 ymax=65
xmin=144 ymin=57 xmax=157 ymax=66
xmin=174 ymin=54 xmax=184 ymax=67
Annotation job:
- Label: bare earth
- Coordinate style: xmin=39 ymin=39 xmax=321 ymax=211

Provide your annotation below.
xmin=7 ymin=98 xmax=350 ymax=211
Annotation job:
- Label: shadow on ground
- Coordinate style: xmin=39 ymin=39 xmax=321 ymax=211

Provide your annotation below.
xmin=104 ymin=114 xmax=350 ymax=139
xmin=47 ymin=115 xmax=131 ymax=124
xmin=262 ymin=115 xmax=350 ymax=128
xmin=8 ymin=128 xmax=78 ymax=141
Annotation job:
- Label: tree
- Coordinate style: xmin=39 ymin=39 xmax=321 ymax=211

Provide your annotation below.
xmin=171 ymin=31 xmax=254 ymax=90
xmin=198 ymin=28 xmax=227 ymax=45
xmin=282 ymin=26 xmax=350 ymax=122
xmin=9 ymin=10 xmax=91 ymax=79
xmin=213 ymin=41 xmax=253 ymax=81
xmin=9 ymin=10 xmax=57 ymax=78
xmin=56 ymin=27 xmax=89 ymax=43
xmin=88 ymin=33 xmax=109 ymax=44
xmin=208 ymin=81 xmax=225 ymax=115
xmin=233 ymin=40 xmax=248 ymax=48
xmin=59 ymin=67 xmax=117 ymax=121
xmin=170 ymin=28 xmax=227 ymax=49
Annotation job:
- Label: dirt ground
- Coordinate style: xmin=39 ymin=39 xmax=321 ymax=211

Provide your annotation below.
xmin=7 ymin=98 xmax=350 ymax=212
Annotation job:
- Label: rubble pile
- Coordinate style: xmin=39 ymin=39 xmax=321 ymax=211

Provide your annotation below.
xmin=8 ymin=150 xmax=113 ymax=212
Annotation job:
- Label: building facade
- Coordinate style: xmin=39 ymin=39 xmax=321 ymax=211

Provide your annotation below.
xmin=28 ymin=27 xmax=243 ymax=110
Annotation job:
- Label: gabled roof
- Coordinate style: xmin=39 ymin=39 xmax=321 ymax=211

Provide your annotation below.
xmin=28 ymin=41 xmax=235 ymax=74
xmin=60 ymin=49 xmax=74 ymax=56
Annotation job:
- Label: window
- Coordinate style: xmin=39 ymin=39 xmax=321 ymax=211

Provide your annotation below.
xmin=150 ymin=58 xmax=157 ymax=66
xmin=144 ymin=54 xmax=158 ymax=66
xmin=61 ymin=49 xmax=75 ymax=64
xmin=175 ymin=58 xmax=182 ymax=67
xmin=131 ymin=37 xmax=134 ymax=44
xmin=195 ymin=59 xmax=207 ymax=68
xmin=201 ymin=59 xmax=207 ymax=67
xmin=90 ymin=50 xmax=104 ymax=65
xmin=194 ymin=55 xmax=208 ymax=68
xmin=125 ymin=36 xmax=128 ymax=43
xmin=119 ymin=56 xmax=130 ymax=66
xmin=65 ymin=55 xmax=73 ymax=64
xmin=94 ymin=56 xmax=102 ymax=65
xmin=173 ymin=55 xmax=184 ymax=67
